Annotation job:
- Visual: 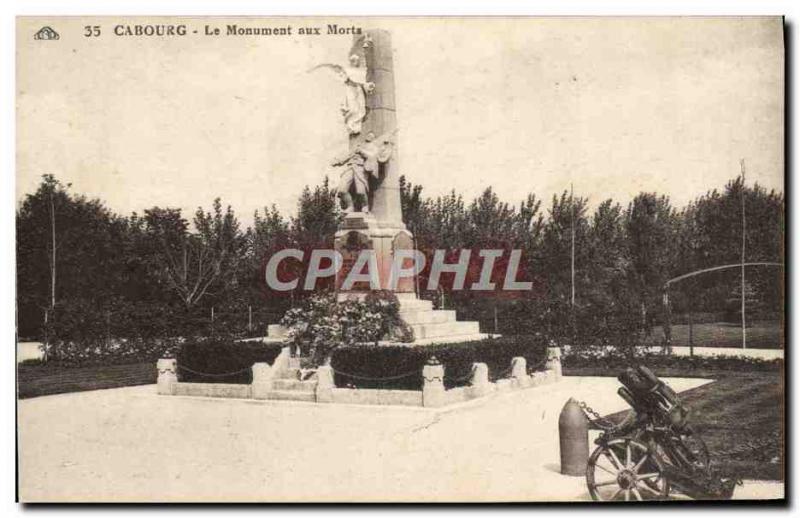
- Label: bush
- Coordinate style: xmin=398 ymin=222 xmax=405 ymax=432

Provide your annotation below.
xmin=562 ymin=346 xmax=783 ymax=375
xmin=330 ymin=335 xmax=549 ymax=390
xmin=176 ymin=336 xmax=283 ymax=384
xmin=43 ymin=299 xmax=186 ymax=366
xmin=281 ymin=291 xmax=414 ymax=366
xmin=44 ymin=336 xmax=182 ymax=367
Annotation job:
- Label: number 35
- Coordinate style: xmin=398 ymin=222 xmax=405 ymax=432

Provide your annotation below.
xmin=84 ymin=25 xmax=101 ymax=37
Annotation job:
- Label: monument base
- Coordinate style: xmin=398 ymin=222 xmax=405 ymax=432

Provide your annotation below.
xmin=268 ymin=292 xmax=487 ymax=346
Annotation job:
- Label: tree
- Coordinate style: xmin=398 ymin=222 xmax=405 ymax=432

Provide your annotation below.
xmin=624 ymin=193 xmax=679 ymax=337
xmin=17 ymin=175 xmax=129 ymax=340
xmin=144 ymin=199 xmax=244 ymax=311
xmin=292 ymin=177 xmax=341 ymax=249
xmin=677 ymin=179 xmax=784 ymax=317
xmin=536 ymin=191 xmax=589 ymax=340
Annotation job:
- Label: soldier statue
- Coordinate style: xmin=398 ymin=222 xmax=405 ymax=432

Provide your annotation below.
xmin=331 ymin=131 xmax=394 ymax=213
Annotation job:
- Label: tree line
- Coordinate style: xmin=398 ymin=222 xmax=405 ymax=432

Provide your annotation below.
xmin=17 ymin=173 xmax=783 ymax=347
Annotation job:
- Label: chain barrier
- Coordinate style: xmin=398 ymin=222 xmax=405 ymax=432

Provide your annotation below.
xmin=177 ymin=364 xmax=253 ymax=378
xmin=449 ymin=365 xmax=478 ymax=383
xmin=329 ymin=367 xmax=420 ymax=381
xmin=576 ymin=399 xmax=623 ymax=431
xmin=176 ymin=350 xmax=552 ymax=384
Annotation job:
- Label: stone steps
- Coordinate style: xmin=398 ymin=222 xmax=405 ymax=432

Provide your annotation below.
xmin=409 ymin=320 xmax=481 ymax=340
xmin=398 ymin=309 xmax=456 ymax=325
xmin=275 ymin=367 xmax=301 ymax=380
xmin=272 ymin=379 xmax=317 ymax=392
xmin=397 ymin=298 xmax=434 ymax=312
xmin=266 ymin=390 xmax=316 ymax=402
xmin=410 ymin=333 xmax=491 ymax=346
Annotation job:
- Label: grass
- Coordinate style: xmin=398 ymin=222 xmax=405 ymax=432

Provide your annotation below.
xmin=595 ymin=370 xmax=784 ymax=481
xmin=647 ymin=321 xmax=783 ymax=349
xmin=17 ymin=361 xmax=156 ymax=399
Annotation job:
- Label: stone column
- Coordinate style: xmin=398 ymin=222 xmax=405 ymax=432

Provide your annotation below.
xmin=157 ymin=358 xmax=177 ymax=395
xmin=546 ymin=347 xmax=563 ymax=380
xmin=470 ymin=362 xmax=491 ymax=397
xmin=251 ymin=362 xmax=274 ymax=400
xmin=350 ymin=29 xmax=403 ymax=228
xmin=511 ymin=357 xmax=530 ymax=388
xmin=316 ymin=365 xmax=335 ymax=403
xmin=336 ymin=29 xmax=415 ymax=296
xmin=422 ymin=357 xmax=445 ymax=408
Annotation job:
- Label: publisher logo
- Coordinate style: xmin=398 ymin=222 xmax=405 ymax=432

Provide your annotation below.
xmin=34 ymin=27 xmax=60 ymax=40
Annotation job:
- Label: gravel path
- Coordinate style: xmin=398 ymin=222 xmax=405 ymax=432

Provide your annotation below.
xmin=17 ymin=376 xmax=782 ymax=502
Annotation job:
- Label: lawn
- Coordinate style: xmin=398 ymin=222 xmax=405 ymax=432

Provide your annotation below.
xmin=17 ymin=361 xmax=156 ymax=399
xmin=647 ymin=321 xmax=783 ymax=349
xmin=602 ymin=371 xmax=784 ymax=481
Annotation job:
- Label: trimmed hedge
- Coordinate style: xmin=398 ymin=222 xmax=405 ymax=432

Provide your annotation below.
xmin=330 ymin=335 xmax=548 ymax=390
xmin=17 ymin=361 xmax=157 ymax=399
xmin=562 ymin=349 xmax=783 ymax=376
xmin=176 ymin=337 xmax=283 ymax=384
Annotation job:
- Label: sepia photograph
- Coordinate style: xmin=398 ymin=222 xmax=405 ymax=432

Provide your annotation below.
xmin=15 ymin=15 xmax=785 ymax=503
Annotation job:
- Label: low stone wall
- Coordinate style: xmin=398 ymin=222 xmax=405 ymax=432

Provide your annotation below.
xmin=328 ymin=388 xmax=423 ymax=406
xmin=173 ymin=382 xmax=252 ymax=399
xmin=158 ymin=347 xmax=563 ymax=408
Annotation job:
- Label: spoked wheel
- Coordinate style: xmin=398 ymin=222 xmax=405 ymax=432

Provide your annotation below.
xmin=587 ymin=438 xmax=670 ymax=501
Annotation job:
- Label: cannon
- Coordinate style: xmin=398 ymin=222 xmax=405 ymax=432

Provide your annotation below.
xmin=585 ymin=365 xmax=738 ymax=501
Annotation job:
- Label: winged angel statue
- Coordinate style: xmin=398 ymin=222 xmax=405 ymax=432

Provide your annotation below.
xmin=308 ymin=54 xmax=375 ymax=135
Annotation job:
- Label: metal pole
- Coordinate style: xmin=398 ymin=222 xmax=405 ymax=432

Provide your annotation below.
xmin=570 ymin=183 xmax=576 ymax=341
xmin=662 ymin=289 xmax=672 ymax=350
xmin=740 ymin=159 xmax=747 ymax=349
xmin=570 ymin=183 xmax=575 ymax=309
xmin=49 ymin=190 xmax=56 ymax=312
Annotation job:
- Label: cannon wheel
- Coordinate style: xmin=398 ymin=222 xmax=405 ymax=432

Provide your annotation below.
xmin=587 ymin=438 xmax=670 ymax=501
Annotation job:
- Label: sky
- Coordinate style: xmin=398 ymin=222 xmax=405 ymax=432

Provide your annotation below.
xmin=17 ymin=16 xmax=784 ymax=224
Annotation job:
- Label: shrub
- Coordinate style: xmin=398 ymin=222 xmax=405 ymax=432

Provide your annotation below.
xmin=176 ymin=336 xmax=283 ymax=384
xmin=562 ymin=346 xmax=783 ymax=375
xmin=280 ymin=291 xmax=414 ymax=366
xmin=330 ymin=335 xmax=549 ymax=390
xmin=44 ymin=336 xmax=182 ymax=367
xmin=43 ymin=299 xmax=187 ymax=366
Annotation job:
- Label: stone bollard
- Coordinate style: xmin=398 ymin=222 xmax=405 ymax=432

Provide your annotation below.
xmin=157 ymin=358 xmax=177 ymax=395
xmin=316 ymin=365 xmax=334 ymax=403
xmin=422 ymin=356 xmax=446 ymax=408
xmin=559 ymin=398 xmax=589 ymax=476
xmin=470 ymin=362 xmax=491 ymax=397
xmin=546 ymin=346 xmax=562 ymax=379
xmin=511 ymin=357 xmax=530 ymax=388
xmin=251 ymin=362 xmax=274 ymax=400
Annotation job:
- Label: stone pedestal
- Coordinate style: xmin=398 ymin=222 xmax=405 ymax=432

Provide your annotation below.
xmin=511 ymin=357 xmax=530 ymax=388
xmin=251 ymin=362 xmax=274 ymax=400
xmin=334 ymin=212 xmax=414 ymax=294
xmin=546 ymin=347 xmax=562 ymax=380
xmin=470 ymin=362 xmax=491 ymax=398
xmin=157 ymin=358 xmax=177 ymax=395
xmin=422 ymin=361 xmax=445 ymax=408
xmin=316 ymin=365 xmax=335 ymax=403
